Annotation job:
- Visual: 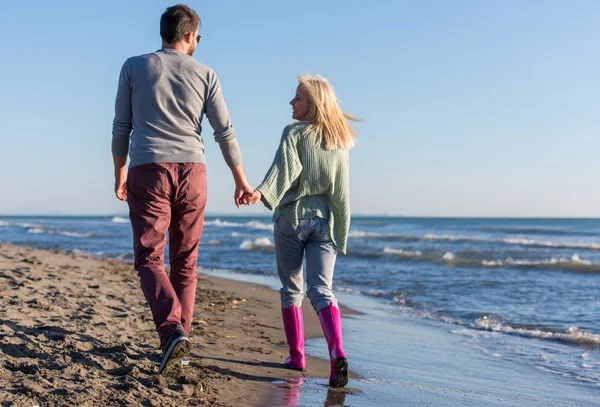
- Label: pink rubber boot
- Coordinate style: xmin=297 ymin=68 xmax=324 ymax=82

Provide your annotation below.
xmin=317 ymin=303 xmax=348 ymax=387
xmin=281 ymin=305 xmax=306 ymax=371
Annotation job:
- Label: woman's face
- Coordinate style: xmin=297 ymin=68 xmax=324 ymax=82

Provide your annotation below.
xmin=290 ymin=84 xmax=311 ymax=121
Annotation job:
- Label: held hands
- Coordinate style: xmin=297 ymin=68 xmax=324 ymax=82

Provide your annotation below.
xmin=234 ymin=183 xmax=254 ymax=208
xmin=237 ymin=189 xmax=262 ymax=207
xmin=245 ymin=190 xmax=262 ymax=205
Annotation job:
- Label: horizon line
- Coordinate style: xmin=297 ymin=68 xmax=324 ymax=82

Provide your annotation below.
xmin=2 ymin=213 xmax=600 ymax=220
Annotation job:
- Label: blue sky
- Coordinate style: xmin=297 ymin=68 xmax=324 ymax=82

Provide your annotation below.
xmin=0 ymin=1 xmax=598 ymax=217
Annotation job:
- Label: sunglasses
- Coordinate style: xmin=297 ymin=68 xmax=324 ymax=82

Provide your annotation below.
xmin=196 ymin=34 xmax=202 ymax=43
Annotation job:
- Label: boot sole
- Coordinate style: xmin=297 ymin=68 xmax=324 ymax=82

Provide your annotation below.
xmin=329 ymin=357 xmax=348 ymax=388
xmin=284 ymin=364 xmax=306 ymax=372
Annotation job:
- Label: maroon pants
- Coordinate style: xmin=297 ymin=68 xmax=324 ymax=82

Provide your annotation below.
xmin=126 ymin=163 xmax=207 ymax=342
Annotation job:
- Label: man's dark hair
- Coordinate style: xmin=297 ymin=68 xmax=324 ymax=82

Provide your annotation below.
xmin=160 ymin=4 xmax=200 ymax=44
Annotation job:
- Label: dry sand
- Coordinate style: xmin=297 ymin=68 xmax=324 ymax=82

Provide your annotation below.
xmin=0 ymin=243 xmax=355 ymax=407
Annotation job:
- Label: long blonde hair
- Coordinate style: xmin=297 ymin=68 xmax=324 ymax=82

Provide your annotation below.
xmin=298 ymin=74 xmax=359 ymax=150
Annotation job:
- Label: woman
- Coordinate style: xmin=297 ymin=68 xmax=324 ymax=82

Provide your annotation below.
xmin=246 ymin=74 xmax=358 ymax=387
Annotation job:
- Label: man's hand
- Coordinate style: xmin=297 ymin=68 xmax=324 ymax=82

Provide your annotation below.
xmin=229 ymin=164 xmax=255 ymax=208
xmin=113 ymin=155 xmax=128 ymax=201
xmin=235 ymin=184 xmax=254 ymax=208
xmin=115 ymin=176 xmax=127 ymax=201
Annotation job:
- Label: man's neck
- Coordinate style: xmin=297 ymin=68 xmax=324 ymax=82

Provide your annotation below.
xmin=161 ymin=42 xmax=187 ymax=54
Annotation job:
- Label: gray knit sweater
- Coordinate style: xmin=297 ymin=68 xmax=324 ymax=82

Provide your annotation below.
xmin=112 ymin=48 xmax=242 ymax=168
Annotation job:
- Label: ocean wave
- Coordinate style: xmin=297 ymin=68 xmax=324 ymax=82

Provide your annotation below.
xmin=117 ymin=253 xmax=134 ymax=261
xmin=500 ymin=238 xmax=600 ymax=251
xmin=349 ymin=230 xmax=419 ymax=241
xmin=27 ymin=227 xmax=94 ymax=238
xmin=349 ymin=230 xmax=600 ymax=251
xmin=240 ymin=237 xmax=274 ymax=251
xmin=336 ymin=286 xmax=418 ymax=306
xmin=382 ymin=247 xmax=422 ymax=257
xmin=111 ymin=216 xmax=129 ymax=224
xmin=6 ymin=222 xmax=41 ymax=229
xmin=354 ymin=220 xmax=389 ymax=226
xmin=442 ymin=252 xmax=600 ymax=272
xmin=352 ymin=247 xmax=600 ymax=272
xmin=336 ymin=286 xmax=363 ymax=295
xmin=205 ymin=218 xmax=273 ymax=231
xmin=202 ymin=240 xmax=222 ymax=246
xmin=473 ymin=317 xmax=600 ymax=347
xmin=480 ymin=226 xmax=598 ymax=237
xmin=375 ymin=292 xmax=600 ymax=347
xmin=480 ymin=254 xmax=599 ymax=270
xmin=246 ymin=221 xmax=274 ymax=230
xmin=423 ymin=233 xmax=600 ymax=252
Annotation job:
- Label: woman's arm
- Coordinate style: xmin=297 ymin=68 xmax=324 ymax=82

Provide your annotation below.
xmin=254 ymin=125 xmax=303 ymax=210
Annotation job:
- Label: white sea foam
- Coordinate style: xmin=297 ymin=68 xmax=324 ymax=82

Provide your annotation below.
xmin=349 ymin=230 xmax=600 ymax=251
xmin=206 ymin=219 xmax=243 ymax=227
xmin=16 ymin=223 xmax=39 ymax=228
xmin=111 ymin=216 xmax=129 ymax=223
xmin=442 ymin=252 xmax=455 ymax=261
xmin=349 ymin=230 xmax=382 ymax=238
xmin=582 ymin=363 xmax=595 ymax=369
xmin=353 ymin=245 xmax=600 ymax=272
xmin=0 ymin=221 xmax=9 ymax=227
xmin=58 ymin=231 xmax=93 ymax=238
xmin=245 ymin=221 xmax=274 ymax=230
xmin=481 ymin=254 xmax=594 ymax=269
xmin=26 ymin=227 xmax=93 ymax=238
xmin=240 ymin=237 xmax=274 ymax=251
xmin=336 ymin=286 xmax=364 ymax=295
xmin=382 ymin=247 xmax=422 ymax=257
xmin=473 ymin=317 xmax=600 ymax=346
xmin=206 ymin=218 xmax=273 ymax=231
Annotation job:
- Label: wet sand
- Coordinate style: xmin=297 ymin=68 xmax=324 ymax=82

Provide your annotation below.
xmin=0 ymin=243 xmax=354 ymax=407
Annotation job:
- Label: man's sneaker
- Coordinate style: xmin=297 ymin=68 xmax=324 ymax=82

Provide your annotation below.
xmin=158 ymin=325 xmax=191 ymax=375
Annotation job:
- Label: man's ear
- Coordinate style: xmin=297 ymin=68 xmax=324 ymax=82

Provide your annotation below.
xmin=184 ymin=31 xmax=194 ymax=44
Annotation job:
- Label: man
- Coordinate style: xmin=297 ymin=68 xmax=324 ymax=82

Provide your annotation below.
xmin=111 ymin=4 xmax=253 ymax=374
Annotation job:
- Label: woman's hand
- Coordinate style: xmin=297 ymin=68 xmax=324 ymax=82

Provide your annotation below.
xmin=243 ymin=190 xmax=262 ymax=205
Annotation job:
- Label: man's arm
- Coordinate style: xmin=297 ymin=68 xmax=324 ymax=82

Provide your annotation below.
xmin=111 ymin=61 xmax=132 ymax=201
xmin=204 ymin=71 xmax=252 ymax=206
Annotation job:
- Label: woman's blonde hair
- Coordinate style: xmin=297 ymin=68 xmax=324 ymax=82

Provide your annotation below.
xmin=298 ymin=74 xmax=359 ymax=150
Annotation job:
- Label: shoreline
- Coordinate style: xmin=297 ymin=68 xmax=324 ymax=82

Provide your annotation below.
xmin=0 ymin=243 xmax=355 ymax=407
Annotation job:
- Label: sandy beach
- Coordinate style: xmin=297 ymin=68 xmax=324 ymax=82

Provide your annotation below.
xmin=0 ymin=243 xmax=354 ymax=407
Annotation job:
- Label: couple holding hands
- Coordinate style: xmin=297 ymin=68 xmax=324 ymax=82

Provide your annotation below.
xmin=112 ymin=5 xmax=357 ymax=388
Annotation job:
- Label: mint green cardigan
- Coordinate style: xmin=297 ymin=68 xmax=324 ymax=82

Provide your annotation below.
xmin=256 ymin=122 xmax=351 ymax=254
